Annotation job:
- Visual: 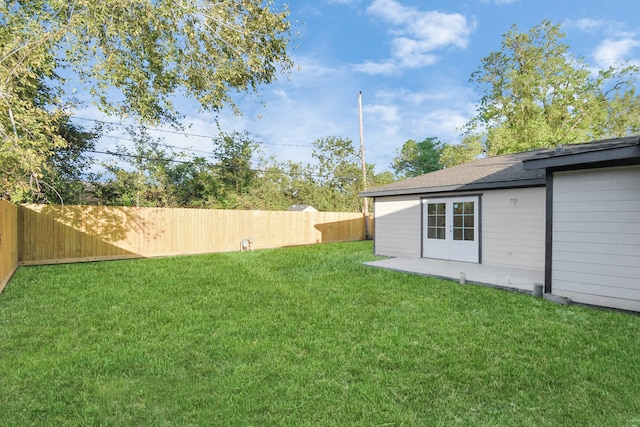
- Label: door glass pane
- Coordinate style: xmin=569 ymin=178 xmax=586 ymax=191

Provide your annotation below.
xmin=464 ymin=202 xmax=474 ymax=214
xmin=453 ymin=201 xmax=474 ymax=241
xmin=464 ymin=215 xmax=474 ymax=227
xmin=427 ymin=202 xmax=446 ymax=240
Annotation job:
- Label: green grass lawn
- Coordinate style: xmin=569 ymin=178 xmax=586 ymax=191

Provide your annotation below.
xmin=1 ymin=241 xmax=639 ymax=426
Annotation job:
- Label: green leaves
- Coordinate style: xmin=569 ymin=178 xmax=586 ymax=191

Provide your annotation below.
xmin=1 ymin=0 xmax=293 ymax=199
xmin=467 ymin=20 xmax=640 ymax=156
xmin=391 ymin=137 xmax=444 ymax=178
xmin=63 ymin=0 xmax=292 ymax=122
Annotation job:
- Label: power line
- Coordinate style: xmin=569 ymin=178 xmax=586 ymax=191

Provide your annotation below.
xmin=88 ymin=149 xmax=299 ymax=177
xmin=86 ymin=149 xmax=360 ymax=182
xmin=72 ymin=116 xmax=314 ymax=148
xmin=101 ymin=134 xmax=217 ymax=157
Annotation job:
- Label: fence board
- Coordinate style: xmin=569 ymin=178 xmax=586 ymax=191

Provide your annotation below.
xmin=18 ymin=205 xmax=373 ymax=265
xmin=0 ymin=201 xmax=19 ymax=293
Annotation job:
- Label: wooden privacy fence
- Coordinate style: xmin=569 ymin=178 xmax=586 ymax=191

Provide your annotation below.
xmin=0 ymin=201 xmax=19 ymax=293
xmin=16 ymin=205 xmax=373 ymax=266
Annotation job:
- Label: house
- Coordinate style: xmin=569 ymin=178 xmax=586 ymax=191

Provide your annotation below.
xmin=360 ymin=136 xmax=640 ymax=312
xmin=288 ymin=204 xmax=318 ymax=212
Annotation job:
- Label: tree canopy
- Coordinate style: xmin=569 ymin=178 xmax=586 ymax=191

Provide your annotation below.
xmin=1 ymin=0 xmax=293 ymax=198
xmin=87 ymin=132 xmax=392 ymax=213
xmin=391 ymin=137 xmax=444 ymax=178
xmin=460 ymin=20 xmax=640 ymax=159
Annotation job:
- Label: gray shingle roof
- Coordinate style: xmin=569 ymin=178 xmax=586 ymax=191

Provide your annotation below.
xmin=523 ymin=136 xmax=640 ymax=169
xmin=361 ymin=136 xmax=640 ymax=198
xmin=360 ymin=150 xmax=546 ymax=197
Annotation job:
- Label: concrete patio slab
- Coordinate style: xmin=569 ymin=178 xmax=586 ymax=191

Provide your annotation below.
xmin=364 ymin=257 xmax=544 ymax=294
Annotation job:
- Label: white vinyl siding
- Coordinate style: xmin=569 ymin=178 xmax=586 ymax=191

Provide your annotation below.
xmin=373 ymin=196 xmax=421 ymax=257
xmin=373 ymin=188 xmax=546 ymax=269
xmin=481 ymin=187 xmax=546 ymax=271
xmin=552 ymin=166 xmax=640 ymax=311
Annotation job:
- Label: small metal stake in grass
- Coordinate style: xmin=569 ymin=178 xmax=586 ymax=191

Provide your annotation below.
xmin=459 ymin=272 xmax=466 ymax=285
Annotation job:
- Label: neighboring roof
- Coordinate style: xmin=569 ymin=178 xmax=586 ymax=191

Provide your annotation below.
xmin=361 ymin=136 xmax=640 ymax=198
xmin=288 ymin=204 xmax=318 ymax=212
xmin=523 ymin=136 xmax=640 ymax=170
xmin=360 ymin=150 xmax=547 ymax=197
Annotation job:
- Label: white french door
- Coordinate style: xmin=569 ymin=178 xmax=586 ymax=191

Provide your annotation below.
xmin=422 ymin=196 xmax=479 ymax=263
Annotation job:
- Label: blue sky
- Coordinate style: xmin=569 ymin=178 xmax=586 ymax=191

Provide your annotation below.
xmin=78 ymin=0 xmax=640 ymax=173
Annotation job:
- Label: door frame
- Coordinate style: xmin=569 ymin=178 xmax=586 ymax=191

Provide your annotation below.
xmin=420 ymin=194 xmax=482 ymax=263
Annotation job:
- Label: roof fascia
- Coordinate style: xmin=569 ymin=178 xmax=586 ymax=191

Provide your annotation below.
xmin=523 ymin=144 xmax=640 ymax=170
xmin=359 ymin=178 xmax=546 ymax=198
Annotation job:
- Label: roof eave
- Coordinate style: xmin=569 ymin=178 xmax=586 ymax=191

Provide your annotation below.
xmin=359 ymin=178 xmax=546 ymax=198
xmin=523 ymin=141 xmax=640 ymax=170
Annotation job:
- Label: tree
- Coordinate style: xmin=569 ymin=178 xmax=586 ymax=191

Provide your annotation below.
xmin=0 ymin=29 xmax=66 ymax=199
xmin=7 ymin=118 xmax=98 ymax=203
xmin=278 ymin=160 xmax=319 ymax=208
xmin=311 ymin=136 xmax=362 ymax=212
xmin=96 ymin=127 xmax=179 ymax=207
xmin=1 ymin=0 xmax=293 ymax=198
xmin=466 ymin=20 xmax=640 ymax=156
xmin=31 ymin=120 xmax=98 ymax=204
xmin=369 ymin=169 xmax=395 ymax=188
xmin=234 ymin=156 xmax=293 ymax=210
xmin=391 ymin=137 xmax=444 ymax=178
xmin=166 ymin=157 xmax=219 ymax=208
xmin=211 ymin=131 xmax=259 ymax=205
xmin=440 ymin=136 xmax=484 ymax=168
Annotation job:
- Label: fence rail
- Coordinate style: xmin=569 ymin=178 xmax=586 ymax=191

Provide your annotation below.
xmin=16 ymin=205 xmax=373 ymax=266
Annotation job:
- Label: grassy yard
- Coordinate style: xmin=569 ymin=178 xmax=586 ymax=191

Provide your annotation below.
xmin=1 ymin=241 xmax=639 ymax=426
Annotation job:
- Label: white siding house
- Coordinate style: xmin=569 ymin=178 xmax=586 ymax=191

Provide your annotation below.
xmin=481 ymin=187 xmax=546 ymax=271
xmin=550 ymin=166 xmax=640 ymax=311
xmin=362 ymin=136 xmax=640 ymax=312
xmin=373 ymin=196 xmax=422 ymax=258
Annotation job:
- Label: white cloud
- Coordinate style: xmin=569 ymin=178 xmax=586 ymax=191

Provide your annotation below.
xmin=479 ymin=0 xmax=518 ymax=3
xmin=353 ymin=83 xmax=478 ymax=169
xmin=366 ymin=104 xmax=401 ymax=125
xmin=407 ymin=11 xmax=471 ymax=50
xmin=202 ymin=54 xmax=363 ymax=165
xmin=593 ymin=37 xmax=640 ymax=68
xmin=327 ymin=0 xmax=360 ymax=4
xmin=271 ymin=89 xmax=291 ymax=101
xmin=358 ymin=0 xmax=474 ymax=74
xmin=392 ymin=38 xmax=440 ymax=68
xmin=568 ymin=18 xmax=606 ymax=32
xmin=288 ymin=55 xmax=345 ymax=84
xmin=563 ymin=17 xmax=640 ymax=69
xmin=416 ymin=108 xmax=470 ymax=141
xmin=352 ymin=60 xmax=398 ymax=75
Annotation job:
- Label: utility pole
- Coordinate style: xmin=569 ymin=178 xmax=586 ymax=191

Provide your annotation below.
xmin=358 ymin=91 xmax=370 ymax=240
